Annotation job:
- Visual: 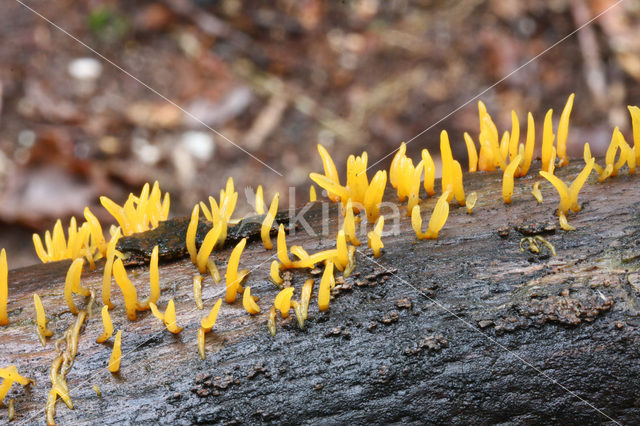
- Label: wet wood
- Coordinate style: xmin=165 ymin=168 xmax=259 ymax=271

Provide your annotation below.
xmin=1 ymin=161 xmax=639 ymax=424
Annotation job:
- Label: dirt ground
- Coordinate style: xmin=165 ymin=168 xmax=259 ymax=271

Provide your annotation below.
xmin=1 ymin=0 xmax=640 ymax=267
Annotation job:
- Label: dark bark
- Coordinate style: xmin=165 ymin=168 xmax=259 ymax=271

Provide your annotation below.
xmin=1 ymin=161 xmax=639 ymax=425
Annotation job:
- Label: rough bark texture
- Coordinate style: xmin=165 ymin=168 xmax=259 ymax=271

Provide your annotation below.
xmin=1 ymin=161 xmax=639 ymax=425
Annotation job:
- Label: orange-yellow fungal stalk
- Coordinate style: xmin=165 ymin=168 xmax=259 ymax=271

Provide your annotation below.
xmin=83 ymin=207 xmax=107 ymax=257
xmin=291 ymin=249 xmax=339 ymax=269
xmin=367 ymin=216 xmax=384 ymax=258
xmin=508 ymin=111 xmax=520 ymax=162
xmin=301 ymin=279 xmax=313 ymax=321
xmin=255 ymin=185 xmax=265 ymax=214
xmin=108 ymin=330 xmax=122 ymax=373
xmin=112 ymin=258 xmax=139 ymax=321
xmin=628 ymin=105 xmax=640 ymax=166
xmin=466 ymin=192 xmax=478 ymax=214
xmin=33 ymin=293 xmax=53 ymax=345
xmin=318 ymin=261 xmax=334 ymax=311
xmin=225 ymin=238 xmax=247 ymax=303
xmin=261 ymin=192 xmax=279 ymax=250
xmin=268 ymin=306 xmax=277 ymax=336
xmin=198 ymin=178 xmax=238 ymax=247
xmin=100 ymin=181 xmax=169 ymax=236
xmin=276 ymin=225 xmax=295 ymax=269
xmin=96 ymin=305 xmax=113 ymax=343
xmin=499 ymin=131 xmax=510 ymax=162
xmin=396 ymin=155 xmax=424 ymax=215
xmin=0 ymin=366 xmax=33 ymax=403
xmin=531 ymin=182 xmax=543 ymax=203
xmin=0 ymin=249 xmax=7 ymax=326
xmin=199 ymin=298 xmax=222 ymax=359
xmin=541 ymin=109 xmax=555 ymax=173
xmin=440 ymin=131 xmax=465 ymax=205
xmin=33 ymin=218 xmax=93 ymax=263
xmin=193 ymin=275 xmax=204 ymax=310
xmin=558 ymin=212 xmax=576 ymax=231
xmin=317 ymin=144 xmax=341 ymax=201
xmin=274 ymin=287 xmax=294 ymax=318
xmin=196 ymin=221 xmax=223 ymax=274
xmin=186 ymin=205 xmax=199 ymax=264
xmin=149 ymin=245 xmax=160 ymax=306
xmin=309 ymin=185 xmax=317 ymax=202
xmin=243 ymin=286 xmax=260 ymax=315
xmin=502 ymin=154 xmax=522 ymax=204
xmin=464 ymin=133 xmax=478 ymax=172
xmin=390 ymin=142 xmax=407 ymax=188
xmin=343 ymin=199 xmax=361 ymax=246
xmin=64 ymin=258 xmax=90 ymax=315
xmin=363 ymin=170 xmax=387 ymax=223
xmin=207 ymin=258 xmax=222 ymax=284
xmin=412 ymin=191 xmax=450 ymax=240
xmin=102 ymin=228 xmax=121 ymax=310
xmin=334 ymin=230 xmax=349 ymax=271
xmin=270 ymin=260 xmax=284 ymax=286
xmin=557 ymin=94 xmax=574 ymax=167
xmin=422 ymin=149 xmax=436 ymax=196
xmin=150 ymin=299 xmax=183 ymax=334
xmin=515 ymin=112 xmax=536 ymax=177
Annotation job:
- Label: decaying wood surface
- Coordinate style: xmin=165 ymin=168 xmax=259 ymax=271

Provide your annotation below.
xmin=1 ymin=160 xmax=640 ymax=424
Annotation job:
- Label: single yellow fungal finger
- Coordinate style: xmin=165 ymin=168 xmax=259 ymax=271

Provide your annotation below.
xmin=390 ymin=142 xmax=407 ymax=188
xmin=225 ymin=238 xmax=247 ymax=303
xmin=274 ymin=287 xmax=295 ymax=318
xmin=344 ymin=245 xmax=357 ymax=277
xmin=207 ymin=258 xmax=222 ymax=284
xmin=93 ymin=385 xmax=101 ymax=397
xmin=0 ymin=249 xmax=7 ymax=325
xmin=108 ymin=330 xmax=122 ymax=373
xmin=255 ymin=185 xmax=265 ymax=214
xmin=464 ymin=132 xmax=478 ymax=172
xmin=367 ymin=216 xmax=385 ymax=257
xmin=309 ymin=185 xmax=317 ymax=202
xmin=291 ymin=300 xmax=305 ymax=329
xmin=201 ymin=298 xmax=222 ymax=331
xmin=270 ymin=260 xmax=284 ymax=286
xmin=363 ymin=170 xmax=387 ymax=223
xmin=508 ymin=110 xmax=520 ymax=162
xmin=102 ymin=229 xmax=121 ymax=310
xmin=541 ymin=108 xmax=555 ymax=173
xmin=186 ymin=205 xmax=199 ymax=265
xmin=318 ymin=261 xmax=334 ymax=311
xmin=531 ymin=182 xmax=544 ymax=203
xmin=292 ymin=249 xmax=338 ymax=269
xmin=243 ymin=286 xmax=261 ymax=315
xmin=268 ymin=306 xmax=277 ymax=336
xmin=317 ymin=144 xmax=341 ymax=201
xmin=8 ymin=398 xmax=14 ymax=421
xmin=33 ymin=293 xmax=53 ymax=346
xmin=196 ymin=221 xmax=223 ymax=274
xmin=96 ymin=305 xmax=113 ymax=343
xmin=568 ymin=157 xmax=595 ymax=212
xmin=33 ymin=233 xmax=49 ymax=262
xmin=628 ymin=105 xmax=640 ymax=166
xmin=309 ymin=173 xmax=351 ymax=204
xmin=466 ymin=192 xmax=478 ymax=214
xmin=163 ymin=299 xmax=183 ymax=334
xmin=558 ymin=212 xmax=576 ymax=231
xmin=557 ymin=93 xmax=574 ymax=166
xmin=518 ymin=112 xmax=536 ymax=177
xmin=112 ymin=258 xmax=139 ymax=321
xmin=539 ymin=171 xmax=570 ymax=214
xmin=84 ymin=207 xmax=106 ymax=256
xmin=499 ymin=131 xmax=510 ymax=163
xmin=411 ymin=205 xmax=426 ymax=239
xmin=301 ymin=278 xmax=313 ymax=321
xmin=193 ymin=275 xmax=204 ymax=310
xmin=343 ymin=199 xmax=361 ymax=245
xmin=63 ymin=258 xmax=85 ymax=315
xmin=276 ymin=225 xmax=294 ymax=269
xmin=422 ymin=149 xmax=436 ymax=196
xmin=261 ymin=193 xmax=279 ymax=250
xmin=334 ymin=230 xmax=349 ymax=271
xmin=502 ymin=154 xmax=522 ymax=204
xmin=149 ymin=245 xmax=160 ymax=306
xmin=424 ymin=191 xmax=450 ymax=239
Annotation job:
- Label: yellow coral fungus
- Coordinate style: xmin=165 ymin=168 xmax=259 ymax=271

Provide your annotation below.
xmin=276 ymin=225 xmax=295 ymax=269
xmin=64 ymin=258 xmax=90 ymax=315
xmin=96 ymin=305 xmax=113 ymax=343
xmin=318 ymin=260 xmax=334 ymax=311
xmin=629 ymin=105 xmax=640 ymax=166
xmin=243 ymin=286 xmax=261 ymax=315
xmin=100 ymin=181 xmax=170 ymax=236
xmin=193 ymin=275 xmax=204 ymax=310
xmin=541 ymin=109 xmax=555 ymax=173
xmin=255 ymin=185 xmax=265 ymax=214
xmin=268 ymin=306 xmax=277 ymax=336
xmin=301 ymin=278 xmax=313 ymax=321
xmin=291 ymin=249 xmax=339 ymax=269
xmin=515 ymin=112 xmax=536 ymax=177
xmin=207 ymin=258 xmax=222 ymax=284
xmin=101 ymin=229 xmax=121 ymax=310
xmin=464 ymin=133 xmax=478 ymax=172
xmin=422 ymin=149 xmax=436 ymax=196
xmin=225 ymin=238 xmax=247 ymax=303
xmin=343 ymin=199 xmax=361 ymax=246
xmin=112 ymin=258 xmax=139 ymax=321
xmin=201 ymin=298 xmax=222 ymax=331
xmin=557 ymin=94 xmax=574 ymax=167
xmin=390 ymin=142 xmax=407 ymax=188
xmin=33 ymin=218 xmax=93 ymax=263
xmin=33 ymin=293 xmax=54 ymax=345
xmin=0 ymin=365 xmax=33 ymax=403
xmin=261 ymin=192 xmax=279 ymax=250
xmin=196 ymin=221 xmax=223 ymax=274
xmin=466 ymin=192 xmax=478 ymax=214
xmin=83 ymin=207 xmax=107 ymax=257
xmin=412 ymin=191 xmax=450 ymax=240
xmin=558 ymin=212 xmax=576 ymax=231
xmin=148 ymin=245 xmax=160 ymax=306
xmin=531 ymin=182 xmax=544 ymax=203
xmin=108 ymin=330 xmax=122 ymax=373
xmin=440 ymin=131 xmax=465 ymax=205
xmin=186 ymin=204 xmax=200 ymax=265
xmin=363 ymin=170 xmax=387 ymax=223
xmin=334 ymin=230 xmax=349 ymax=271
xmin=367 ymin=216 xmax=385 ymax=258
xmin=270 ymin=260 xmax=284 ymax=286
xmin=309 ymin=185 xmax=317 ymax=202
xmin=274 ymin=287 xmax=294 ymax=318
xmin=317 ymin=144 xmax=341 ymax=201
xmin=502 ymin=154 xmax=522 ymax=204
xmin=0 ymin=249 xmax=7 ymax=326
xmin=508 ymin=111 xmax=520 ymax=162
xmin=150 ymin=299 xmax=183 ymax=334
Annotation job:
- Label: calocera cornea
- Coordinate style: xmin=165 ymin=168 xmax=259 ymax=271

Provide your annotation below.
xmin=135 ymin=245 xmax=161 ymax=311
xmin=464 ymin=132 xmax=478 ymax=172
xmin=318 ymin=260 xmax=335 ymax=311
xmin=343 ymin=199 xmax=361 ymax=246
xmin=317 ymin=144 xmax=342 ymax=202
xmin=196 ymin=221 xmax=224 ymax=274
xmin=270 ymin=260 xmax=284 ymax=286
xmin=301 ymin=278 xmax=313 ymax=321
xmin=267 ymin=306 xmax=277 ymax=336
xmin=334 ymin=230 xmax=349 ymax=271
xmin=367 ymin=216 xmax=385 ymax=258
xmin=96 ymin=305 xmax=113 ymax=343
xmin=440 ymin=131 xmax=466 ymax=205
xmin=363 ymin=170 xmax=387 ymax=223
xmin=33 ymin=293 xmax=54 ymax=345
xmin=309 ymin=185 xmax=317 ymax=202
xmin=33 ymin=218 xmax=92 ymax=263
xmin=422 ymin=148 xmax=436 ymax=196
xmin=531 ymin=182 xmax=544 ymax=203
xmin=112 ymin=258 xmax=140 ymax=321
xmin=541 ymin=109 xmax=555 ymax=173
xmin=628 ymin=105 xmax=640 ymax=165
xmin=193 ymin=275 xmax=204 ymax=310
xmin=515 ymin=112 xmax=536 ymax=178
xmin=108 ymin=330 xmax=122 ymax=373
xmin=0 ymin=249 xmax=7 ymax=326
xmin=390 ymin=142 xmax=407 ymax=188
xmin=466 ymin=192 xmax=478 ymax=214
xmin=207 ymin=258 xmax=222 ymax=284
xmin=64 ymin=258 xmax=91 ymax=315
xmin=225 ymin=238 xmax=248 ymax=303
xmin=276 ymin=224 xmax=296 ymax=269
xmin=557 ymin=93 xmax=575 ymax=167
xmin=102 ymin=228 xmax=122 ymax=310
xmin=0 ymin=365 xmax=33 ymax=403
xmin=243 ymin=286 xmax=260 ymax=315
xmin=83 ymin=207 xmax=107 ymax=257
xmin=274 ymin=287 xmax=295 ymax=318
xmin=199 ymin=177 xmax=238 ymax=247
xmin=186 ymin=205 xmax=200 ymax=264
xmin=199 ymin=298 xmax=222 ymax=359
xmin=150 ymin=299 xmax=183 ymax=334
xmin=502 ymin=154 xmax=523 ymax=204
xmin=255 ymin=185 xmax=265 ymax=214
xmin=261 ymin=192 xmax=280 ymax=250
xmin=412 ymin=191 xmax=451 ymax=240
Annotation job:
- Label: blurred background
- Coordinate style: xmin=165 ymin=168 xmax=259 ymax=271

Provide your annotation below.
xmin=0 ymin=0 xmax=639 ymax=267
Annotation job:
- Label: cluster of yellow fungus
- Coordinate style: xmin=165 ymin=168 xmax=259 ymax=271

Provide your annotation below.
xmin=33 ymin=218 xmax=93 ymax=263
xmin=150 ymin=299 xmax=183 ymax=334
xmin=0 ymin=365 xmax=33 ymax=403
xmin=100 ymin=181 xmax=170 ymax=237
xmin=412 ymin=191 xmax=451 ymax=239
xmin=390 ymin=142 xmax=425 ymax=214
xmin=584 ymin=128 xmax=635 ymax=182
xmin=199 ymin=298 xmax=222 ymax=360
xmin=64 ymin=258 xmax=91 ymax=315
xmin=199 ymin=177 xmax=238 ymax=246
xmin=310 ymin=145 xmax=387 ymax=223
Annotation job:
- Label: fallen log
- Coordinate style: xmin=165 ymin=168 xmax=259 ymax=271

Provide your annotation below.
xmin=1 ymin=161 xmax=639 ymax=424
